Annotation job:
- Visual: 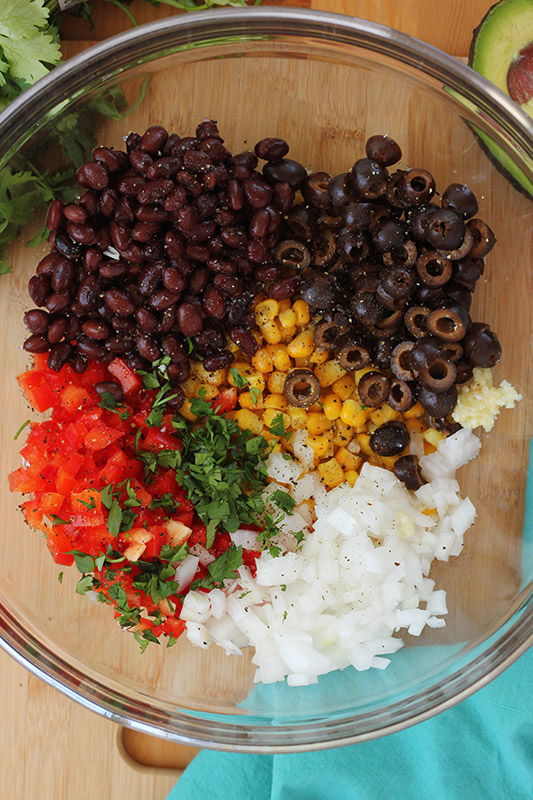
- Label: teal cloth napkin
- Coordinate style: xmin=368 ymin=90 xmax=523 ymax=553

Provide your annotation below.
xmin=166 ymin=647 xmax=532 ymax=800
xmin=167 ymin=439 xmax=533 ymax=800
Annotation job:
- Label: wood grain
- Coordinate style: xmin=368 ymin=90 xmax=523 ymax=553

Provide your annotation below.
xmin=2 ymin=1 xmax=529 ymax=797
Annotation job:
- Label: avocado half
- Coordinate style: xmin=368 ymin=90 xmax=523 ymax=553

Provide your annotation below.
xmin=469 ymin=0 xmax=533 ymax=197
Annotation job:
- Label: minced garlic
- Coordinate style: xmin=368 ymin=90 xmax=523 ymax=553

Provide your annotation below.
xmin=452 ymin=367 xmax=522 ymax=432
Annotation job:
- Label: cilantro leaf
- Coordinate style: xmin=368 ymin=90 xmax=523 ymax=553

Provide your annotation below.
xmin=69 ymin=550 xmax=96 ymax=574
xmin=229 ymin=368 xmax=249 ymax=389
xmin=107 ymin=500 xmax=122 ymax=537
xmin=193 ymin=545 xmax=243 ymax=590
xmin=49 ymin=514 xmax=69 ymax=526
xmin=76 ymin=575 xmax=95 ymax=595
xmin=268 ymin=413 xmax=291 ymax=440
xmin=271 ymin=489 xmax=296 ymax=514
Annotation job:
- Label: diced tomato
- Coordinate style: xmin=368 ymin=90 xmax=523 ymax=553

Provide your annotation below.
xmin=56 ymin=466 xmax=78 ymax=494
xmin=71 ymin=489 xmax=102 ymax=514
xmin=17 ymin=375 xmax=56 ymax=412
xmin=211 ymin=387 xmax=237 ymax=415
xmin=187 ymin=521 xmax=207 ymax=547
xmin=163 ymin=617 xmax=186 ymax=639
xmin=61 ymin=451 xmax=85 ymax=478
xmin=108 ymin=357 xmax=142 ymax=395
xmin=32 ymin=353 xmax=49 ymax=371
xmin=61 ymin=384 xmax=92 ymax=413
xmin=38 ymin=492 xmax=65 ymax=515
xmin=211 ymin=531 xmax=232 ymax=557
xmin=242 ymin=548 xmax=261 ymax=577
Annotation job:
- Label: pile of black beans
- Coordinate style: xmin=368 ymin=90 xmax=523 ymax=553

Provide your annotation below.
xmin=280 ymin=134 xmax=500 ymax=423
xmin=23 ymin=121 xmax=307 ymax=384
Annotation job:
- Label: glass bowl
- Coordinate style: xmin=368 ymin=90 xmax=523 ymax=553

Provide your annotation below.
xmin=0 ymin=8 xmax=531 ymax=752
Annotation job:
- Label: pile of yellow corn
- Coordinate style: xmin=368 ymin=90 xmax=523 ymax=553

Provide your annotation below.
xmin=178 ymin=297 xmax=445 ymax=489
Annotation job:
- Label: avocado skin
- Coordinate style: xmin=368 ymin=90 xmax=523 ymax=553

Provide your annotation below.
xmin=468 ymin=0 xmax=533 ymax=198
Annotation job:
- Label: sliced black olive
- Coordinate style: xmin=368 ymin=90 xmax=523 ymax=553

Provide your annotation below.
xmin=300 ymin=273 xmax=337 ymax=310
xmin=283 ymin=368 xmax=321 ymax=409
xmin=334 ymin=333 xmax=371 ymax=371
xmin=440 ymin=342 xmax=463 ymax=363
xmin=408 ymin=203 xmax=438 ymax=240
xmin=373 ymin=309 xmax=404 ymax=332
xmin=440 ymin=226 xmax=473 ymax=260
xmin=336 ymin=230 xmax=370 ymax=262
xmin=388 ymin=379 xmax=416 ymax=412
xmin=349 ymin=158 xmax=388 ymax=200
xmin=416 ymin=285 xmax=448 ymax=307
xmin=441 ymin=183 xmax=479 ymax=219
xmin=416 ymin=251 xmax=453 ymax=287
xmin=302 ymin=172 xmax=331 ymax=207
xmin=376 ymin=283 xmax=407 ymax=311
xmin=371 ymin=218 xmax=407 ymax=253
xmin=455 ymin=359 xmax=474 ymax=384
xmin=418 ymin=356 xmax=457 ymax=393
xmin=328 ymin=173 xmax=353 ymax=207
xmin=314 ymin=320 xmax=348 ymax=348
xmin=357 ymin=370 xmax=390 ymax=407
xmin=385 ymin=169 xmax=408 ymax=209
xmin=263 ymin=158 xmax=307 ymax=188
xmin=466 ymin=218 xmax=496 ymax=258
xmin=370 ymin=420 xmax=409 ymax=456
xmin=380 ymin=264 xmax=416 ymax=299
xmin=423 ymin=208 xmax=465 ymax=250
xmin=404 ymin=306 xmax=430 ymax=338
xmin=365 ymin=135 xmax=402 ymax=167
xmin=374 ymin=338 xmax=397 ymax=372
xmin=312 ymin=228 xmax=337 ymax=267
xmin=426 ymin=305 xmax=469 ymax=343
xmin=452 ymin=257 xmax=484 ymax=290
xmin=463 ymin=322 xmax=502 ymax=367
xmin=319 ymin=210 xmax=344 ymax=230
xmin=410 ymin=336 xmax=442 ymax=372
xmin=287 ymin=205 xmax=318 ymax=239
xmin=445 ymin=281 xmax=473 ymax=310
xmin=274 ymin=239 xmax=311 ymax=269
xmin=394 ymin=455 xmax=425 ymax=490
xmin=418 ymin=384 xmax=458 ymax=417
xmin=396 ymin=168 xmax=436 ymax=206
xmin=390 ymin=341 xmax=416 ymax=381
xmin=382 ymin=239 xmax=417 ymax=268
xmin=342 ymin=202 xmax=373 ymax=231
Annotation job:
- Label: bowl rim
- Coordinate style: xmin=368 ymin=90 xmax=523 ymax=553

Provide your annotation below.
xmin=0 ymin=6 xmax=532 ymax=751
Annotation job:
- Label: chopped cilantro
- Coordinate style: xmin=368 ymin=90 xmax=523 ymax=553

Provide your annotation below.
xmin=75 ymin=575 xmax=95 ymax=595
xmin=107 ymin=500 xmax=122 ymax=538
xmin=166 ymin=635 xmax=178 ymax=648
xmin=249 ymin=386 xmax=261 ymax=405
xmin=271 ymin=489 xmax=296 ymax=514
xmin=49 ymin=514 xmax=69 ymax=526
xmin=282 ymin=610 xmax=287 ymax=621
xmin=192 ymin=545 xmax=243 ymax=590
xmin=69 ymin=550 xmax=96 ymax=574
xmin=98 ymin=391 xmax=129 ymax=420
xmin=268 ymin=413 xmax=292 ymax=440
xmin=148 ymin=493 xmax=179 ymax=513
xmin=58 ymin=572 xmax=63 ymax=584
xmin=230 ymin=368 xmax=249 ymax=389
xmin=280 ymin=584 xmax=286 ymax=592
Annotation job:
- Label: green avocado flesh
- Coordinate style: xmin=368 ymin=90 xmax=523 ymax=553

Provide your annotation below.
xmin=469 ymin=0 xmax=533 ymax=197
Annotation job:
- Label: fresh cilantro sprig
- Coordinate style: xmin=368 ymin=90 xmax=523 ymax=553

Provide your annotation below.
xmin=192 ymin=545 xmax=243 ymax=590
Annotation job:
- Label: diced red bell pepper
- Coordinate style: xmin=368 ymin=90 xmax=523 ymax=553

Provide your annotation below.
xmin=61 ymin=384 xmax=92 ymax=413
xmin=84 ymin=422 xmax=123 ymax=451
xmin=141 ymin=428 xmax=181 ymax=453
xmin=108 ymin=357 xmax=142 ymax=396
xmin=211 ymin=387 xmax=237 ymax=415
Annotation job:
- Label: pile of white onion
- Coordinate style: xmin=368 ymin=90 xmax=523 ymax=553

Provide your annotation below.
xmin=179 ymin=428 xmax=480 ymax=686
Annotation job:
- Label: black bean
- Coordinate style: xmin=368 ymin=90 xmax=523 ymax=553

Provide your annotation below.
xmin=23 ymin=334 xmax=51 ymax=353
xmin=47 ymin=318 xmax=67 ymax=344
xmin=203 ymin=350 xmax=235 ymax=371
xmin=104 ymin=289 xmax=136 ymax=316
xmin=24 ymin=309 xmax=50 ymax=334
xmin=95 ymin=381 xmax=125 ymax=403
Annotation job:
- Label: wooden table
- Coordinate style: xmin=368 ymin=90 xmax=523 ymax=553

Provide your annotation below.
xmin=1 ymin=1 xmax=500 ymax=797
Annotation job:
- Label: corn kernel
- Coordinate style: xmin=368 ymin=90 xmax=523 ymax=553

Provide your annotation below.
xmin=340 ymin=398 xmax=367 ymax=428
xmin=309 ymin=347 xmax=330 ymax=365
xmin=227 ymin=339 xmax=241 ymax=355
xmin=369 ymin=403 xmax=401 ymax=426
xmin=179 ymin=399 xmax=197 ymax=422
xmin=307 ymin=412 xmax=331 ymax=436
xmin=194 ymin=364 xmax=227 ymax=385
xmin=239 ymin=391 xmax=264 ymax=410
xmin=286 ymin=329 xmax=314 ymax=359
xmin=380 ymin=455 xmax=399 ymax=470
xmin=280 ymin=325 xmax=298 ymax=343
xmin=344 ymin=469 xmax=359 ymax=487
xmin=267 ymin=370 xmax=287 ymax=394
xmin=252 ymin=348 xmax=274 ymax=374
xmin=315 ymin=359 xmax=347 ymax=388
xmin=197 ymin=384 xmax=218 ymax=400
xmin=292 ymin=299 xmax=310 ymax=326
xmin=234 ymin=409 xmax=263 ymax=436
xmin=405 ymin=418 xmax=425 ymax=435
xmin=318 ymin=458 xmax=345 ymax=489
xmin=278 ymin=298 xmax=292 ymax=312
xmin=288 ymin=406 xmax=308 ymax=430
xmin=323 ymin=393 xmax=342 ymax=420
xmin=332 ymin=374 xmax=356 ymax=401
xmin=306 ymin=433 xmax=330 ymax=458
xmin=278 ymin=308 xmax=297 ymax=329
xmin=260 ymin=320 xmax=282 ymax=344
xmin=335 ymin=447 xmax=362 ymax=471
xmin=264 ymin=393 xmax=288 ymax=411
xmin=255 ymin=299 xmax=279 ymax=325
xmin=294 ymin=356 xmax=310 ymax=367
xmin=333 ymin=419 xmax=353 ymax=446
xmin=180 ymin=377 xmax=201 ymax=399
xmin=423 ymin=428 xmax=445 ymax=448
xmin=268 ymin=345 xmax=291 ymax=372
xmin=356 ymin=432 xmax=374 ymax=457
xmin=247 ymin=373 xmax=266 ymax=393
xmin=263 ymin=408 xmax=291 ymax=432
xmin=403 ymin=401 xmax=425 ymax=419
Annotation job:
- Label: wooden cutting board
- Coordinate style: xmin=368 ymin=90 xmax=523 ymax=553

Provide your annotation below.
xmin=0 ymin=2 xmax=506 ymax=798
